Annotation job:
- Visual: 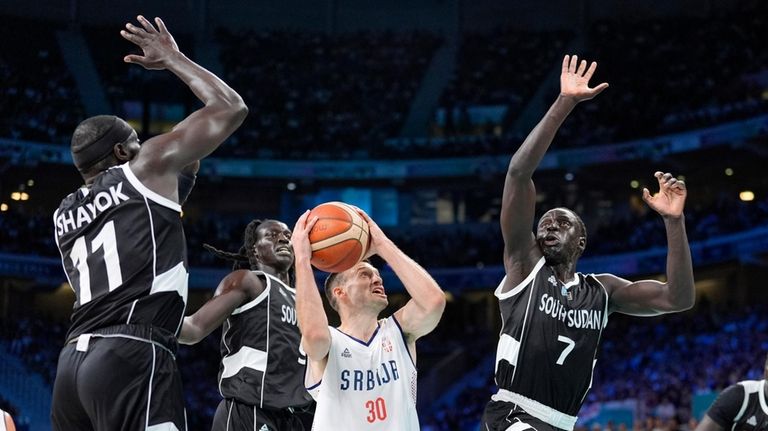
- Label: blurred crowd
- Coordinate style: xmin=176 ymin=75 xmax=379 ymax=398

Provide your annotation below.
xmin=1 ymin=4 xmax=765 ymax=159
xmin=2 ymin=190 xmax=765 ymax=270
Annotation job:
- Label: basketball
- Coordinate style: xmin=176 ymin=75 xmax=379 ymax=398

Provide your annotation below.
xmin=308 ymin=202 xmax=371 ymax=273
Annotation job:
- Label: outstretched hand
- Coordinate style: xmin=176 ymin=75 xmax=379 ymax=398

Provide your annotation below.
xmin=642 ymin=171 xmax=687 ymax=219
xmin=291 ymin=210 xmax=319 ymax=261
xmin=560 ymin=55 xmax=609 ymax=103
xmin=121 ymin=16 xmax=180 ymax=70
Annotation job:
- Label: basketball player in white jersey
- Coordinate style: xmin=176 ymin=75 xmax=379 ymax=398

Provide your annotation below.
xmin=0 ymin=409 xmax=16 ymax=431
xmin=482 ymin=55 xmax=695 ymax=431
xmin=292 ymin=209 xmax=446 ymax=431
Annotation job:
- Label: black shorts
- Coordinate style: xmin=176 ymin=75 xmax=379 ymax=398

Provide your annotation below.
xmin=481 ymin=400 xmax=562 ymax=431
xmin=212 ymin=399 xmax=315 ymax=431
xmin=51 ymin=325 xmax=186 ymax=431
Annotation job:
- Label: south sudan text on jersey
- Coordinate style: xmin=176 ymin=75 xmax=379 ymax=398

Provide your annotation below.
xmin=538 ymin=293 xmax=603 ymax=330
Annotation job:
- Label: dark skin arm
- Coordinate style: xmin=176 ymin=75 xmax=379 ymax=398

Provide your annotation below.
xmin=178 ymin=269 xmax=265 ymax=344
xmin=500 ymin=55 xmax=608 ymax=290
xmin=602 ymin=171 xmax=695 ymax=315
xmin=694 ymin=416 xmax=724 ymax=431
xmin=120 ymin=16 xmax=248 ymax=203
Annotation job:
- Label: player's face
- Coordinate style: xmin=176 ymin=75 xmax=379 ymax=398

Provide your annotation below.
xmin=341 ymin=262 xmax=387 ymax=313
xmin=254 ymin=221 xmax=294 ymax=271
xmin=536 ymin=208 xmax=585 ymax=265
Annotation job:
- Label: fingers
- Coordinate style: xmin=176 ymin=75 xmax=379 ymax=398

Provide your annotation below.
xmin=576 ymin=59 xmax=587 ymax=76
xmin=562 ymin=55 xmax=570 ymax=74
xmin=569 ymin=55 xmax=578 ymax=73
xmin=155 ymin=17 xmax=170 ymax=34
xmin=123 ymin=54 xmax=145 ymax=64
xmin=642 ymin=187 xmax=652 ymax=202
xmin=584 ymin=61 xmax=598 ymax=80
xmin=591 ymin=82 xmax=609 ymax=96
xmin=292 ymin=209 xmax=310 ymax=232
xmin=306 ymin=215 xmax=319 ymax=231
xmin=136 ymin=15 xmax=158 ymax=34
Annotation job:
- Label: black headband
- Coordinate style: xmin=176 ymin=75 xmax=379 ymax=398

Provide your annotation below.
xmin=72 ymin=117 xmax=134 ymax=171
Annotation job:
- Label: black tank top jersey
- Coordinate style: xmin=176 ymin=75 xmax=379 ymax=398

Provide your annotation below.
xmin=54 ymin=163 xmax=188 ymax=340
xmin=494 ymin=257 xmax=609 ymax=416
xmin=707 ymin=380 xmax=768 ymax=430
xmin=218 ymin=271 xmax=312 ymax=410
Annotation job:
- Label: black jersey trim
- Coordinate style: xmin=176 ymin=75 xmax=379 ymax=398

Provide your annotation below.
xmin=120 ymin=163 xmax=181 ymax=212
xmin=331 ymin=324 xmax=381 ymax=347
xmin=391 ymin=315 xmax=416 ymax=369
xmin=495 ymin=257 xmax=546 ymax=300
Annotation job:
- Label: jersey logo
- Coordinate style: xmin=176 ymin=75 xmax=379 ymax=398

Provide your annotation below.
xmin=259 ymin=425 xmax=270 ymax=431
xmin=548 ymin=275 xmax=557 ymax=286
xmin=381 ymin=337 xmax=393 ymax=353
xmin=747 ymin=416 xmax=757 ymax=426
xmin=341 ymin=348 xmax=352 ymax=358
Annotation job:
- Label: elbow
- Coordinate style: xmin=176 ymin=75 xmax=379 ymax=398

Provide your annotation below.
xmin=425 ymin=291 xmax=447 ymax=315
xmin=229 ymin=98 xmax=249 ymax=124
xmin=301 ymin=328 xmax=330 ymax=348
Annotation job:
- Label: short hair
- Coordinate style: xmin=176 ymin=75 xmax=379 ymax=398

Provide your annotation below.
xmin=71 ymin=115 xmax=133 ymax=173
xmin=323 ymin=272 xmax=345 ymax=311
xmin=323 ymin=260 xmax=374 ymax=311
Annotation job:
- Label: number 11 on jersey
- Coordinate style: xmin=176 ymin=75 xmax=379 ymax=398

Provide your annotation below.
xmin=69 ymin=220 xmax=124 ymax=304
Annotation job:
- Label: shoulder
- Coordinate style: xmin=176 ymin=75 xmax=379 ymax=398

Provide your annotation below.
xmin=216 ymin=270 xmax=266 ymax=297
xmin=593 ymin=273 xmax=631 ymax=292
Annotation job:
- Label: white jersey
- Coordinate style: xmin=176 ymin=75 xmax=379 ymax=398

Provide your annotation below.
xmin=0 ymin=409 xmax=9 ymax=431
xmin=306 ymin=316 xmax=419 ymax=431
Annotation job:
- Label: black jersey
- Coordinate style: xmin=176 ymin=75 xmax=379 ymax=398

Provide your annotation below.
xmin=493 ymin=257 xmax=609 ymax=416
xmin=54 ymin=163 xmax=188 ymax=340
xmin=707 ymin=380 xmax=768 ymax=430
xmin=218 ymin=271 xmax=313 ymax=410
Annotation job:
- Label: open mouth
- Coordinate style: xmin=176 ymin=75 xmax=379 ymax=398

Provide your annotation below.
xmin=543 ymin=235 xmax=560 ymax=247
xmin=372 ymin=286 xmax=386 ymax=297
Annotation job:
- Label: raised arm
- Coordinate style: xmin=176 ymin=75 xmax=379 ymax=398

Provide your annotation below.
xmin=501 ymin=55 xmax=608 ymax=281
xmin=357 ymin=212 xmax=445 ymax=342
xmin=291 ymin=211 xmax=331 ymax=362
xmin=121 ymin=16 xmax=248 ymax=201
xmin=178 ymin=269 xmax=263 ymax=344
xmin=603 ymin=172 xmax=695 ymax=315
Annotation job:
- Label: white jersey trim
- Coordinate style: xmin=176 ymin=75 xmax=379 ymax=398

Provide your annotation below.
xmin=120 ymin=163 xmax=181 ymax=212
xmin=232 ymin=272 xmax=272 ymax=315
xmin=495 ymin=257 xmax=546 ymax=300
xmin=221 ymin=346 xmax=269 ymax=378
xmin=150 ymin=261 xmax=188 ymax=298
xmin=492 ymin=389 xmax=577 ymax=430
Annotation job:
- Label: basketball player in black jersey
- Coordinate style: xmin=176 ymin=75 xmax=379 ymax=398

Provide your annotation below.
xmin=695 ymin=354 xmax=768 ymax=431
xmin=179 ymin=219 xmax=314 ymax=430
xmin=481 ymin=55 xmax=695 ymax=431
xmin=51 ymin=15 xmax=247 ymax=431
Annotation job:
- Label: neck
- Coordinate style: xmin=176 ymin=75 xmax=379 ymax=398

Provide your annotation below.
xmin=255 ymin=263 xmax=291 ymax=286
xmin=338 ymin=309 xmax=379 ymax=341
xmin=551 ymin=262 xmax=578 ymax=284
